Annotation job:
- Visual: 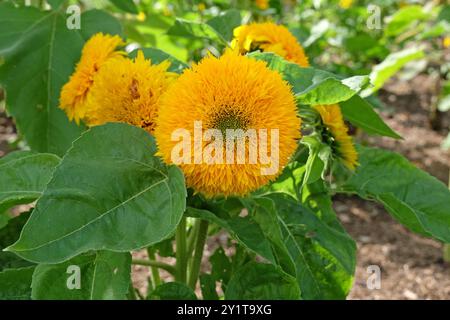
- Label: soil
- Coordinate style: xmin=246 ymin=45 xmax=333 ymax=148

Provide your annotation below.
xmin=1 ymin=73 xmax=449 ymax=299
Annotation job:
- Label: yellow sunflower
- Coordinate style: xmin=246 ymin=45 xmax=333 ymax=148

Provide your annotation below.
xmin=59 ymin=33 xmax=125 ymax=124
xmin=231 ymin=22 xmax=309 ymax=67
xmin=82 ymin=51 xmax=175 ymax=134
xmin=313 ymin=104 xmax=358 ymax=170
xmin=154 ymin=51 xmax=300 ymax=197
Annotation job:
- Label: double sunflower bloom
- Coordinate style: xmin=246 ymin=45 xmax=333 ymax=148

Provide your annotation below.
xmin=59 ymin=23 xmax=358 ymax=198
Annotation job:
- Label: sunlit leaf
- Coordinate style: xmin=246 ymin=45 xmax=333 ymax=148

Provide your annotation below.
xmin=7 ymin=123 xmax=186 ymax=263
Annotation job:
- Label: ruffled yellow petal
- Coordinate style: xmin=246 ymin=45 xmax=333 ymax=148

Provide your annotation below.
xmin=59 ymin=33 xmax=125 ymax=124
xmin=231 ymin=22 xmax=309 ymax=67
xmin=313 ymin=104 xmax=358 ymax=170
xmin=155 ymin=51 xmax=301 ymax=197
xmin=84 ymin=51 xmax=175 ymax=134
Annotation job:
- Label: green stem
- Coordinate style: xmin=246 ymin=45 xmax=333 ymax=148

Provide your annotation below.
xmin=187 ymin=219 xmax=200 ymax=258
xmin=176 ymin=217 xmax=187 ymax=283
xmin=132 ymin=259 xmax=176 ymax=275
xmin=146 ymin=247 xmax=161 ymax=287
xmin=128 ymin=283 xmax=138 ymax=300
xmin=188 ymin=219 xmax=209 ymax=290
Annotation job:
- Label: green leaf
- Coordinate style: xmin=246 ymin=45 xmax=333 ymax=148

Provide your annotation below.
xmin=200 ymin=274 xmax=219 ymax=300
xmin=186 ymin=207 xmax=276 ymax=265
xmin=438 ymin=5 xmax=450 ymax=22
xmin=31 ymin=251 xmax=130 ymax=300
xmin=0 ymin=212 xmax=34 ymax=272
xmin=210 ymin=246 xmax=232 ymax=285
xmin=250 ymin=198 xmax=297 ymax=276
xmin=343 ymin=146 xmax=450 ymax=242
xmin=340 ymin=95 xmax=401 ymax=139
xmin=150 ymin=282 xmax=197 ymax=300
xmin=167 ymin=18 xmax=227 ymax=45
xmin=249 ymin=52 xmax=370 ymax=105
xmin=109 ymin=0 xmax=138 ymax=14
xmin=361 ymin=47 xmax=424 ymax=96
xmin=301 ymin=136 xmax=328 ymax=187
xmin=206 ymin=9 xmax=241 ymax=42
xmin=0 ymin=266 xmax=34 ymax=300
xmin=130 ymin=48 xmax=188 ymax=73
xmin=7 ymin=123 xmax=186 ymax=263
xmin=263 ymin=161 xmax=306 ymax=200
xmin=385 ymin=5 xmax=430 ymax=37
xmin=47 ymin=0 xmax=65 ymax=9
xmin=0 ymin=151 xmax=60 ymax=212
xmin=225 ymin=262 xmax=300 ymax=300
xmin=0 ymin=4 xmax=122 ymax=155
xmin=251 ymin=193 xmax=356 ymax=299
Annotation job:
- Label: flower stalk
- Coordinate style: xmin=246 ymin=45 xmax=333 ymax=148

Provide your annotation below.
xmin=187 ymin=219 xmax=209 ymax=290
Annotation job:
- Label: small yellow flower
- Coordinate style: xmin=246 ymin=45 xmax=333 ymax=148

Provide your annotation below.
xmin=197 ymin=3 xmax=206 ymax=12
xmin=443 ymin=36 xmax=450 ymax=49
xmin=59 ymin=33 xmax=125 ymax=124
xmin=339 ymin=0 xmax=353 ymax=9
xmin=313 ymin=104 xmax=358 ymax=170
xmin=84 ymin=51 xmax=175 ymax=134
xmin=231 ymin=22 xmax=309 ymax=67
xmin=137 ymin=11 xmax=146 ymax=22
xmin=155 ymin=51 xmax=301 ymax=197
xmin=162 ymin=6 xmax=172 ymax=16
xmin=255 ymin=0 xmax=269 ymax=10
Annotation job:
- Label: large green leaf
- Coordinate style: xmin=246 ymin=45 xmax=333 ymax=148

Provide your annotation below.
xmin=109 ymin=0 xmax=138 ymax=14
xmin=251 ymin=194 xmax=356 ymax=299
xmin=150 ymin=282 xmax=197 ymax=300
xmin=0 ymin=151 xmax=60 ymax=212
xmin=0 ymin=212 xmax=33 ymax=272
xmin=340 ymin=96 xmax=401 ymax=139
xmin=206 ymin=9 xmax=241 ymax=42
xmin=186 ymin=207 xmax=275 ymax=264
xmin=385 ymin=5 xmax=430 ymax=37
xmin=0 ymin=266 xmax=35 ymax=300
xmin=31 ymin=251 xmax=131 ymax=300
xmin=361 ymin=47 xmax=424 ymax=97
xmin=225 ymin=262 xmax=300 ymax=300
xmin=249 ymin=52 xmax=370 ymax=105
xmin=166 ymin=10 xmax=240 ymax=46
xmin=7 ymin=123 xmax=186 ymax=263
xmin=130 ymin=48 xmax=188 ymax=73
xmin=342 ymin=146 xmax=450 ymax=242
xmin=0 ymin=4 xmax=122 ymax=155
xmin=167 ymin=18 xmax=227 ymax=45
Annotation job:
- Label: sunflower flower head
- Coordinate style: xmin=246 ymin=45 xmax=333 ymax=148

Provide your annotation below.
xmin=83 ymin=51 xmax=175 ymax=133
xmin=59 ymin=33 xmax=125 ymax=124
xmin=155 ymin=51 xmax=301 ymax=198
xmin=313 ymin=104 xmax=358 ymax=170
xmin=231 ymin=22 xmax=309 ymax=67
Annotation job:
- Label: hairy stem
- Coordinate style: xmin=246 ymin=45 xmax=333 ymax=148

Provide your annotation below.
xmin=132 ymin=259 xmax=175 ymax=275
xmin=188 ymin=219 xmax=209 ymax=290
xmin=176 ymin=217 xmax=187 ymax=283
xmin=146 ymin=247 xmax=161 ymax=287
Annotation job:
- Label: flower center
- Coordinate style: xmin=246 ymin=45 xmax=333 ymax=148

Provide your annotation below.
xmin=209 ymin=109 xmax=249 ymax=136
